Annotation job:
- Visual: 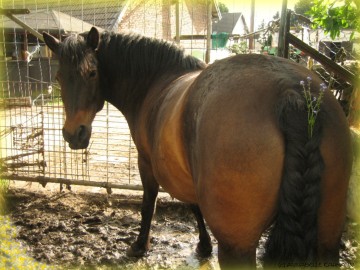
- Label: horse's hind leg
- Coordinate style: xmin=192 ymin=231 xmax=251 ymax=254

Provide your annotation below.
xmin=317 ymin=172 xmax=349 ymax=268
xmin=317 ymin=124 xmax=352 ymax=267
xmin=127 ymin=159 xmax=159 ymax=257
xmin=189 ymin=204 xmax=212 ymax=257
xmin=218 ymin=242 xmax=256 ymax=269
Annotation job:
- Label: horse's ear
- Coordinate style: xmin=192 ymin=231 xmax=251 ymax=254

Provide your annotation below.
xmin=87 ymin=27 xmax=100 ymax=51
xmin=43 ymin=32 xmax=60 ymax=54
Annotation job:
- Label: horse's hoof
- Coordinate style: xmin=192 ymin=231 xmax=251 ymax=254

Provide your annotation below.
xmin=196 ymin=241 xmax=212 ymax=258
xmin=126 ymin=243 xmax=148 ymax=257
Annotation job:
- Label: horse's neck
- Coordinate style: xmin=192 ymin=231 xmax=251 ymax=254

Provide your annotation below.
xmin=98 ymin=34 xmax=204 ymax=125
xmin=103 ymin=70 xmax=184 ymax=128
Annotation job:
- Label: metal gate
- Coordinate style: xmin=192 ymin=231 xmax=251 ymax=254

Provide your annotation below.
xmin=0 ymin=81 xmax=142 ymax=191
xmin=0 ymin=0 xmax=215 ymax=192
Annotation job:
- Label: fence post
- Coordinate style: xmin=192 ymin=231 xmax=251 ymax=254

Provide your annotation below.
xmin=175 ymin=0 xmax=180 ymax=44
xmin=284 ymin=10 xmax=291 ymax=59
xmin=278 ymin=0 xmax=288 ymax=58
xmin=349 ymin=88 xmax=360 ymax=128
xmin=205 ymin=0 xmax=212 ymax=64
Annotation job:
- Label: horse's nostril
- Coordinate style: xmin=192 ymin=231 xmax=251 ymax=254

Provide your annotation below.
xmin=77 ymin=125 xmax=87 ymax=142
xmin=62 ymin=128 xmax=71 ymax=142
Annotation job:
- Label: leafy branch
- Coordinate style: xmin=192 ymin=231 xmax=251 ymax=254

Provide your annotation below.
xmin=306 ymin=0 xmax=360 ymax=40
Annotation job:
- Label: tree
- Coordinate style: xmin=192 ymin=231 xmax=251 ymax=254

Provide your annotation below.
xmin=218 ymin=2 xmax=229 ymax=13
xmin=294 ymin=0 xmax=313 ymax=15
xmin=291 ymin=0 xmax=313 ymax=27
xmin=306 ymin=0 xmax=360 ymax=39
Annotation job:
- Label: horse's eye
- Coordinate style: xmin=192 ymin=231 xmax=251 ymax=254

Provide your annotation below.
xmin=89 ymin=70 xmax=97 ymax=78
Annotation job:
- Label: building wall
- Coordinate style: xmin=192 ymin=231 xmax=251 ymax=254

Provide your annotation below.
xmin=118 ymin=0 xmax=211 ymax=57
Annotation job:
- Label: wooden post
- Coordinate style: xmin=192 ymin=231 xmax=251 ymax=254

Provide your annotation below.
xmin=278 ymin=0 xmax=288 ymax=57
xmin=175 ymin=0 xmax=180 ymax=44
xmin=349 ymin=88 xmax=360 ymax=128
xmin=283 ymin=10 xmax=291 ymax=59
xmin=205 ymin=0 xmax=212 ymax=63
xmin=249 ymin=0 xmax=255 ymax=51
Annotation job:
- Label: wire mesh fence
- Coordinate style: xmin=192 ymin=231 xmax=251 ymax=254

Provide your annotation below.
xmin=0 ymin=81 xmax=141 ymax=190
xmin=0 ymin=1 xmax=358 ymax=192
xmin=0 ymin=0 xmax=215 ymax=191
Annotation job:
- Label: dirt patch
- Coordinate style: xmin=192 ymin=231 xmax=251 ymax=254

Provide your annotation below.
xmin=3 ymin=187 xmax=219 ymax=269
xmin=1 ymin=187 xmax=359 ymax=269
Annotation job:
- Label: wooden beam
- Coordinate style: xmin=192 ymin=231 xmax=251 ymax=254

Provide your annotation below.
xmin=0 ymin=8 xmax=30 ymax=15
xmin=1 ymin=8 xmax=44 ymax=42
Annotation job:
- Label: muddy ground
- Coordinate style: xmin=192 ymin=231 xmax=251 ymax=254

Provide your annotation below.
xmin=1 ymin=186 xmax=359 ymax=269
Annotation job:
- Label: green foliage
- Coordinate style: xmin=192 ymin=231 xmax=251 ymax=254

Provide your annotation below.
xmin=291 ymin=0 xmax=313 ymax=28
xmin=218 ymin=2 xmax=229 ymax=13
xmin=307 ymin=0 xmax=360 ymax=40
xmin=294 ymin=0 xmax=313 ymax=15
xmin=228 ymin=42 xmax=248 ymax=54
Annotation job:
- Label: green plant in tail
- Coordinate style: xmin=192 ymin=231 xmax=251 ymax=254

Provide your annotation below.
xmin=300 ymin=77 xmax=327 ymax=138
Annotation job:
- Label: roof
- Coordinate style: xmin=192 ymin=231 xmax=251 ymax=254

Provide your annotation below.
xmin=1 ymin=0 xmax=127 ymax=31
xmin=212 ymin=12 xmax=242 ymax=34
xmin=1 ymin=9 xmax=98 ymax=33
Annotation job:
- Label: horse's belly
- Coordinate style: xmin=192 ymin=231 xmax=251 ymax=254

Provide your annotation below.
xmin=153 ymin=158 xmax=196 ymax=203
xmin=150 ymin=74 xmax=198 ymax=203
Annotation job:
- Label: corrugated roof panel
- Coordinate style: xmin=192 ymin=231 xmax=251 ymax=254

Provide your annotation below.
xmin=2 ymin=0 xmax=126 ymax=30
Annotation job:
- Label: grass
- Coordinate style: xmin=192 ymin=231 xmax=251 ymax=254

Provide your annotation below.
xmin=0 ymin=180 xmax=54 ymax=270
xmin=0 ymin=216 xmax=54 ymax=270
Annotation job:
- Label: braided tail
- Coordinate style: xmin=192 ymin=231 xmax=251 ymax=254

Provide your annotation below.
xmin=263 ymin=89 xmax=324 ymax=266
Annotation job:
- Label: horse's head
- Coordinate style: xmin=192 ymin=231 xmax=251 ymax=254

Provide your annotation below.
xmin=43 ymin=27 xmax=104 ymax=149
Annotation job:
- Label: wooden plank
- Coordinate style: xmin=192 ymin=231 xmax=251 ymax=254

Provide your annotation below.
xmin=0 ymin=8 xmax=29 ymax=15
xmin=0 ymin=97 xmax=32 ymax=107
xmin=0 ymin=8 xmax=44 ymax=42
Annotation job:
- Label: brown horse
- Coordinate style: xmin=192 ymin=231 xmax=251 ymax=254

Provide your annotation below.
xmin=43 ymin=27 xmax=352 ymax=269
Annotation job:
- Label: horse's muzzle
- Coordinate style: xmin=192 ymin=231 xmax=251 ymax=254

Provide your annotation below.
xmin=62 ymin=125 xmax=91 ymax=149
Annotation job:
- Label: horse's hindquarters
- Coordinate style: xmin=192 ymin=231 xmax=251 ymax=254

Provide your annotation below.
xmin=317 ymin=94 xmax=353 ymax=260
xmin=192 ymin=97 xmax=284 ymax=263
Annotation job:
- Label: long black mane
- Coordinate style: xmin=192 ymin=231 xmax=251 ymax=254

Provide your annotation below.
xmin=97 ymin=31 xmax=206 ymax=82
xmin=92 ymin=31 xmax=206 ymax=112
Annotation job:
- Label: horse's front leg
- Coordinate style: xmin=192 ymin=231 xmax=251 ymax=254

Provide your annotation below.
xmin=127 ymin=158 xmax=159 ymax=257
xmin=189 ymin=204 xmax=212 ymax=257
